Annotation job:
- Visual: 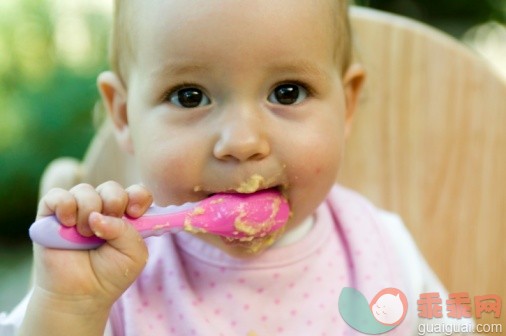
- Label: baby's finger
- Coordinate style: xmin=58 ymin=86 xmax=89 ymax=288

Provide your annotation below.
xmin=96 ymin=181 xmax=128 ymax=218
xmin=125 ymin=184 xmax=153 ymax=218
xmin=69 ymin=183 xmax=102 ymax=237
xmin=37 ymin=188 xmax=77 ymax=227
xmin=89 ymin=212 xmax=148 ymax=264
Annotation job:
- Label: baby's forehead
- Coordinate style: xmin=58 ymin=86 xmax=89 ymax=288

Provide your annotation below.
xmin=124 ymin=0 xmax=344 ymax=26
xmin=115 ymin=0 xmax=350 ymax=77
xmin=126 ymin=0 xmax=347 ymax=46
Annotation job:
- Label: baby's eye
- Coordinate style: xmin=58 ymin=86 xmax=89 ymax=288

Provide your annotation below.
xmin=268 ymin=83 xmax=308 ymax=105
xmin=168 ymin=87 xmax=211 ymax=108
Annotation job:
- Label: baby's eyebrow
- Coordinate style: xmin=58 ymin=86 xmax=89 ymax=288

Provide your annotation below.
xmin=150 ymin=62 xmax=210 ymax=79
xmin=265 ymin=61 xmax=330 ymax=80
xmin=148 ymin=60 xmax=330 ymax=82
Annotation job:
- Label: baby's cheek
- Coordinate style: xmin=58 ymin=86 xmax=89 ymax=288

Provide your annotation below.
xmin=138 ymin=151 xmax=196 ymax=201
xmin=298 ymin=146 xmax=341 ymax=182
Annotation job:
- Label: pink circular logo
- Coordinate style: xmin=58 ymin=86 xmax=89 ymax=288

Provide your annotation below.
xmin=369 ymin=288 xmax=408 ymax=326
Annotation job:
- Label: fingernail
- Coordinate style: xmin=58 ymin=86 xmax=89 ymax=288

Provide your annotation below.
xmin=89 ymin=212 xmax=105 ymax=237
xmin=63 ymin=214 xmax=76 ymax=225
xmin=90 ymin=212 xmax=103 ymax=223
xmin=130 ymin=204 xmax=141 ymax=215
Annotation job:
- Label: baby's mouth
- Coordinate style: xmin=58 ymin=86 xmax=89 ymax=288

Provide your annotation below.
xmin=196 ymin=173 xmax=288 ymax=197
xmin=234 ymin=174 xmax=267 ymax=193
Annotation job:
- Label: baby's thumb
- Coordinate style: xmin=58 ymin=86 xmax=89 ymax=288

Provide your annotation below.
xmin=89 ymin=212 xmax=148 ymax=264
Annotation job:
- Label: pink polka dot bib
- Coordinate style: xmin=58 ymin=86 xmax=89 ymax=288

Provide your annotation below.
xmin=109 ymin=185 xmax=415 ymax=335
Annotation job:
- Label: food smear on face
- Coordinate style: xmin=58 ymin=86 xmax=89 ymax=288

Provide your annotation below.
xmin=221 ymin=228 xmax=284 ymax=254
xmin=235 ymin=174 xmax=266 ymax=193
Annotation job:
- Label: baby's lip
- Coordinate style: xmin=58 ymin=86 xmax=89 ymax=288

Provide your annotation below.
xmin=208 ymin=185 xmax=285 ymax=198
xmin=197 ymin=173 xmax=288 ymax=197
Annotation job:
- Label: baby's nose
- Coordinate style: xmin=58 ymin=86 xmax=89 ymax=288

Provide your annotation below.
xmin=213 ymin=109 xmax=270 ymax=162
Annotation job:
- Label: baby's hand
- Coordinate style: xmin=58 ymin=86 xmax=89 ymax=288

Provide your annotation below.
xmin=32 ymin=181 xmax=152 ymax=311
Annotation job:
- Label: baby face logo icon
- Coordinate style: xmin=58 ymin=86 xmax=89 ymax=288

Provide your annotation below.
xmin=339 ymin=287 xmax=408 ymax=334
xmin=370 ymin=288 xmax=408 ymax=326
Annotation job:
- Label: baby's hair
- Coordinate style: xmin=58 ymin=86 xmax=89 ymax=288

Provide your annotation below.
xmin=109 ymin=0 xmax=135 ymax=86
xmin=329 ymin=0 xmax=353 ymax=73
xmin=109 ymin=0 xmax=353 ymax=84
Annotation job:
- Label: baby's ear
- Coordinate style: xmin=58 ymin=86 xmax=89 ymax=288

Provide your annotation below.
xmin=97 ymin=71 xmax=134 ymax=154
xmin=343 ymin=63 xmax=366 ymax=139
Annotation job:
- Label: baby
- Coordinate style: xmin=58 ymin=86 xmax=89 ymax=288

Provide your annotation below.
xmin=1 ymin=0 xmax=473 ymax=335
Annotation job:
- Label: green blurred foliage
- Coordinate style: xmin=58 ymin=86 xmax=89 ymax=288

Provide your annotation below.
xmin=0 ymin=0 xmax=504 ymax=241
xmin=0 ymin=0 xmax=109 ymax=241
xmin=356 ymin=0 xmax=506 ymax=37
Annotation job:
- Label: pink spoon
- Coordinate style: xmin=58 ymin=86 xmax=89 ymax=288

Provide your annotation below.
xmin=29 ymin=189 xmax=290 ymax=250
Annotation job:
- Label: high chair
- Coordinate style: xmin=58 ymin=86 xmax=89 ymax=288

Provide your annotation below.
xmin=39 ymin=6 xmax=506 ymax=327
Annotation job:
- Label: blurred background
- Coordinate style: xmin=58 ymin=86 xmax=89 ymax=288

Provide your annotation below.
xmin=0 ymin=0 xmax=505 ymax=312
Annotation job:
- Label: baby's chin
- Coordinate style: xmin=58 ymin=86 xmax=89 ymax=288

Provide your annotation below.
xmin=219 ymin=230 xmax=283 ymax=256
xmin=196 ymin=228 xmax=285 ymax=258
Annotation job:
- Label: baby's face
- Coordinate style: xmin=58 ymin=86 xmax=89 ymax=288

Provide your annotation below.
xmin=117 ymin=0 xmax=357 ymax=253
